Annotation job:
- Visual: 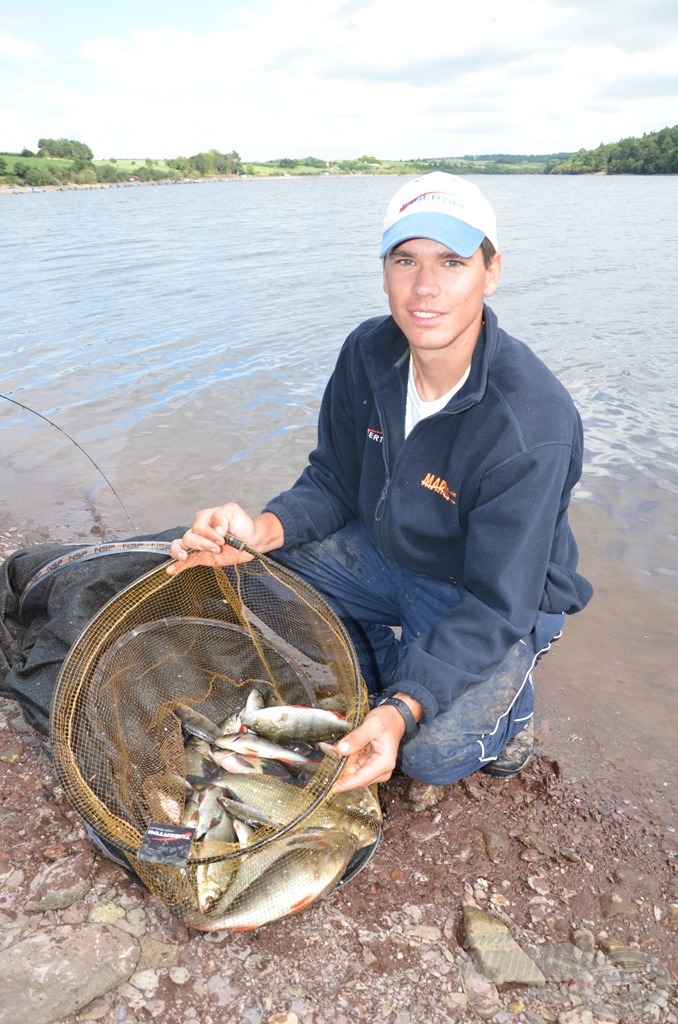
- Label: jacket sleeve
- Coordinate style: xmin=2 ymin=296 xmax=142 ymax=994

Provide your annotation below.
xmin=389 ymin=441 xmax=591 ymax=720
xmin=263 ymin=337 xmax=363 ymax=549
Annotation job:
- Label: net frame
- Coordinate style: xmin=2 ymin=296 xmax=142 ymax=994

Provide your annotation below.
xmin=50 ymin=539 xmax=370 ymax=875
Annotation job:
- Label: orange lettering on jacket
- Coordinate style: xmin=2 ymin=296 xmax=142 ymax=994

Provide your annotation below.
xmin=421 ymin=472 xmax=457 ymax=504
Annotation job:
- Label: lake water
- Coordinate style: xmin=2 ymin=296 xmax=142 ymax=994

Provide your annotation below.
xmin=1 ymin=175 xmax=676 ymax=805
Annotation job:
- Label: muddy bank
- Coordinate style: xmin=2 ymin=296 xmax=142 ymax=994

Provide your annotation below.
xmin=0 ymin=699 xmax=675 ymax=1024
xmin=0 ymin=529 xmax=675 ymax=1024
xmin=531 ymin=500 xmax=676 ymax=826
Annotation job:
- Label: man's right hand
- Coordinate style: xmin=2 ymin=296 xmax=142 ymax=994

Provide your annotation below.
xmin=167 ymin=504 xmax=284 ymax=574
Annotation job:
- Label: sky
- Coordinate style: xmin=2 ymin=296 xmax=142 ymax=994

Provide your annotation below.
xmin=1 ymin=0 xmax=677 ymax=161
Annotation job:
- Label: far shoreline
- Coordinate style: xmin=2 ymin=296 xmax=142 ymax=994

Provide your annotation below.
xmin=1 ymin=168 xmax=643 ymax=198
xmin=0 ymin=173 xmax=383 ymax=197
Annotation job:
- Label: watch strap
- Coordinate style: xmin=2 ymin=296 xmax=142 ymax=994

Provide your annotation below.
xmin=377 ymin=696 xmax=420 ymax=739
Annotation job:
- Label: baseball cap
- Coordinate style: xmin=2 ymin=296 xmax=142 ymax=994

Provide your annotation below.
xmin=380 ymin=172 xmax=498 ymax=259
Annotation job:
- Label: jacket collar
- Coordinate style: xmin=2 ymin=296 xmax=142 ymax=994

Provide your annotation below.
xmin=362 ymin=304 xmax=500 ymax=416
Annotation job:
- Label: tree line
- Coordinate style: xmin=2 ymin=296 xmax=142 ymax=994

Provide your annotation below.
xmin=0 ymin=140 xmax=243 ymax=187
xmin=2 ymin=127 xmax=676 ymax=186
xmin=546 ymin=125 xmax=678 ymax=174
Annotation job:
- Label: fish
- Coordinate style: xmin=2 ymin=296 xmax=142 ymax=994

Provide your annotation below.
xmin=186 ymin=829 xmax=357 ymax=931
xmin=195 ymin=857 xmax=237 ymax=913
xmin=193 ymin=772 xmax=299 ymax=827
xmin=203 ymin=771 xmax=378 ymax=848
xmin=244 ymin=685 xmax=268 ymax=713
xmin=208 ymin=749 xmax=264 ymax=774
xmin=239 ymin=705 xmax=353 ymax=745
xmin=184 ymin=737 xmax=214 ymax=777
xmin=186 ymin=784 xmax=231 ymax=841
xmin=142 ymin=773 xmax=193 ymax=826
xmin=213 ymin=731 xmax=321 ymax=766
xmin=174 ymin=703 xmax=225 ymax=744
xmin=217 ymin=794 xmax=277 ymax=828
xmin=232 ymin=819 xmax=255 ymax=846
xmin=217 ymin=712 xmax=244 ymax=735
xmin=162 ymin=692 xmax=381 ymax=931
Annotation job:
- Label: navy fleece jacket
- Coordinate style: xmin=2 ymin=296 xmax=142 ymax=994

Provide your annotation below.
xmin=264 ymin=305 xmax=592 ymax=720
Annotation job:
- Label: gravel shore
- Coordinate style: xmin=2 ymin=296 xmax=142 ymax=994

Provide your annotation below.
xmin=0 ymin=530 xmax=675 ymax=1024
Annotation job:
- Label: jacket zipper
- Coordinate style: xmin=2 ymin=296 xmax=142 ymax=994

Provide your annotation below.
xmin=373 ymin=395 xmax=391 ymax=523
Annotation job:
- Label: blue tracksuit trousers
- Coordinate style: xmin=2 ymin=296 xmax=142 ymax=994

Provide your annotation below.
xmin=271 ymin=519 xmax=564 ymax=784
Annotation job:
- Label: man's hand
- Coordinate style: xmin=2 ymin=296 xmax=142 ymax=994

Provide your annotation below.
xmin=167 ymin=505 xmax=284 ymax=575
xmin=331 ymin=695 xmax=422 ymax=793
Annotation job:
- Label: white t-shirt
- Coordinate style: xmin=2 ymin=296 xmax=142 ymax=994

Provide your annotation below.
xmin=405 ymin=358 xmax=471 ymax=437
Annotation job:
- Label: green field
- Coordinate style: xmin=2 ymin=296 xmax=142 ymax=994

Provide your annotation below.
xmin=0 ymin=154 xmax=73 ymax=173
xmin=0 ymin=150 xmax=555 ymax=186
xmin=94 ymin=158 xmax=175 ymax=173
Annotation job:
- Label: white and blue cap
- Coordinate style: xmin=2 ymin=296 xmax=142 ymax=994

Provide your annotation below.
xmin=380 ymin=171 xmax=498 ymax=259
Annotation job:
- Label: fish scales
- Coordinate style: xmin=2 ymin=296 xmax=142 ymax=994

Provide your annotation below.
xmin=239 ymin=705 xmax=352 ymax=745
xmin=187 ymin=830 xmax=356 ymax=931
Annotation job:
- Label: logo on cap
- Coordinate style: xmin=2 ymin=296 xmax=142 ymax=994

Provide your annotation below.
xmin=399 ymin=191 xmax=465 ymax=214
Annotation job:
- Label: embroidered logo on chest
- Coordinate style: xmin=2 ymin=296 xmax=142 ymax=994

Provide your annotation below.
xmin=367 ymin=427 xmax=383 ymax=443
xmin=421 ymin=472 xmax=457 ymax=504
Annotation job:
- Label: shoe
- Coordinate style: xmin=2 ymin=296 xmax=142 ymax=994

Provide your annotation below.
xmin=480 ymin=719 xmax=534 ymax=778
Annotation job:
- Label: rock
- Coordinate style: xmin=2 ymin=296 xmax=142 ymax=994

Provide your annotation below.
xmin=129 ymin=968 xmax=159 ymax=993
xmin=599 ymin=892 xmax=640 ymax=919
xmin=460 ymin=961 xmax=500 ymax=1019
xmin=169 ymin=966 xmax=190 ymax=984
xmin=441 ymin=992 xmax=468 ymax=1010
xmin=557 ymin=1010 xmax=593 ymax=1024
xmin=267 ymin=1015 xmax=299 ymax=1024
xmin=76 ymin=995 xmax=112 ymax=1021
xmin=406 ymin=818 xmax=441 ymax=842
xmin=88 ymin=899 xmax=126 ymax=926
xmin=405 ymin=924 xmax=442 ymax=942
xmin=480 ymin=829 xmax=509 ymax=863
xmin=463 ymin=906 xmax=546 ymax=986
xmin=571 ymin=927 xmax=595 ymax=953
xmin=1 ymin=868 xmax=24 ymax=890
xmin=115 ymin=906 xmax=147 ymax=938
xmin=406 ymin=781 xmax=448 ymax=811
xmin=527 ymin=875 xmax=550 ymax=895
xmin=531 ymin=944 xmax=593 ymax=985
xmin=665 ymin=904 xmax=678 ymax=930
xmin=519 ymin=834 xmax=559 ymax=859
xmin=598 ymin=939 xmax=647 ymax=968
xmin=0 ymin=923 xmax=139 ymax=1024
xmin=206 ymin=972 xmax=239 ymax=1006
xmin=0 ymin=748 xmax=23 ymax=764
xmin=612 ymin=867 xmax=661 ymax=893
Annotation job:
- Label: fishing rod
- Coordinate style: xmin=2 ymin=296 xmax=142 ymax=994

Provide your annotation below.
xmin=0 ymin=392 xmax=136 ymax=532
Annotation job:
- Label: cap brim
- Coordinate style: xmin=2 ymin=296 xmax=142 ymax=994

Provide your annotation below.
xmin=379 ymin=213 xmax=485 ymax=259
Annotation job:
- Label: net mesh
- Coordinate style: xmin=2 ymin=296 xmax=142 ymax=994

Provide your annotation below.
xmin=50 ymin=545 xmax=381 ymax=931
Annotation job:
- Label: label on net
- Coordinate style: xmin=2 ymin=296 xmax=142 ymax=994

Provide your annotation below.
xmin=138 ymin=823 xmax=196 ymax=866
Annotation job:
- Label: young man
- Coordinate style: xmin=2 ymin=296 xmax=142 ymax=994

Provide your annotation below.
xmin=169 ymin=172 xmax=592 ymax=801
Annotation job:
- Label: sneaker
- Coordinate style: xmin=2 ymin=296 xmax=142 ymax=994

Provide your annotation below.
xmin=480 ymin=719 xmax=534 ymax=778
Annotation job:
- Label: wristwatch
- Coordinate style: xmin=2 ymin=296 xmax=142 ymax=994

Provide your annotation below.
xmin=377 ymin=695 xmax=420 ymax=740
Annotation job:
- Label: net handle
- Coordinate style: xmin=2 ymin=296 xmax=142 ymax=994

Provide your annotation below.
xmin=222 ymin=531 xmax=260 ymax=559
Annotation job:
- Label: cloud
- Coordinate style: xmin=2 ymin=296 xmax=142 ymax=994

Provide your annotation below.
xmin=0 ymin=31 xmax=40 ymax=59
xmin=550 ymin=0 xmax=678 ymax=50
xmin=1 ymin=0 xmax=676 ymax=159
